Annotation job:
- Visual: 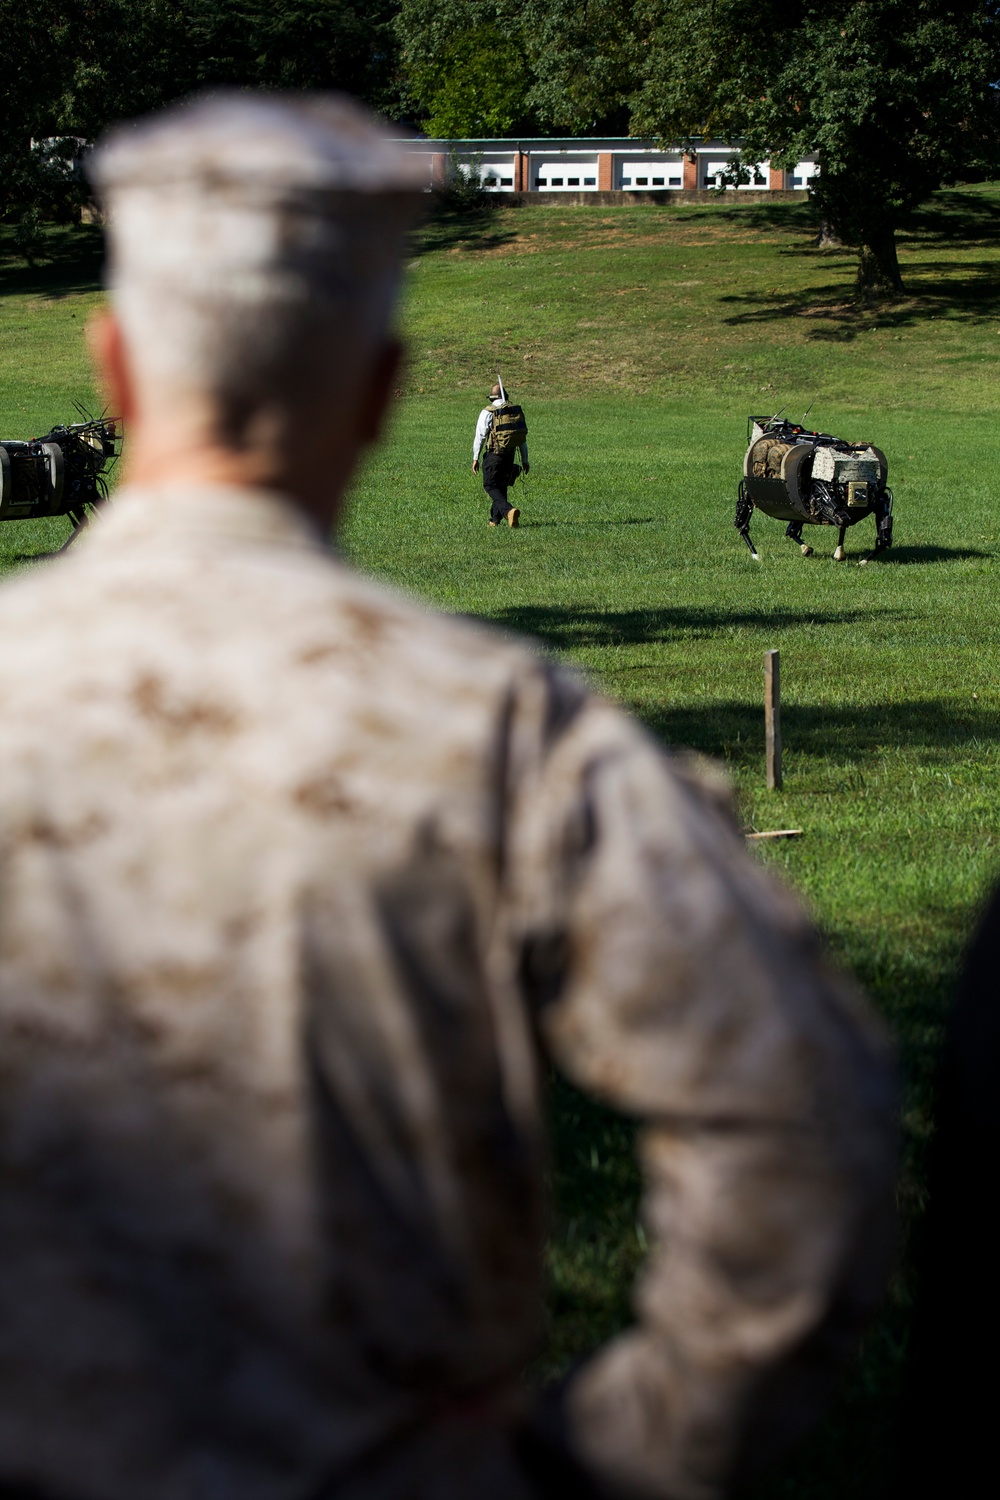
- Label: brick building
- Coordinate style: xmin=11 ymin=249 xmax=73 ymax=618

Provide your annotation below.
xmin=394 ymin=137 xmax=820 ymax=199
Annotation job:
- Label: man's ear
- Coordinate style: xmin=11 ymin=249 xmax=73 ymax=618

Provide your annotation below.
xmin=87 ymin=307 xmax=137 ymax=424
xmin=356 ymin=340 xmax=403 ymax=448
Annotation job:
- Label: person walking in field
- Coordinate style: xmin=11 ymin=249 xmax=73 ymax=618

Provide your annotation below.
xmin=473 ymin=381 xmax=529 ymax=527
xmin=0 ymin=91 xmax=898 ymax=1500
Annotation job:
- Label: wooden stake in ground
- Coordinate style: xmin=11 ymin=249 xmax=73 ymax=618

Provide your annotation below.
xmin=765 ymin=649 xmax=782 ymax=790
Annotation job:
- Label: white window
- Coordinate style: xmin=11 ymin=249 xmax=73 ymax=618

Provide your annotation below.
xmin=619 ymin=160 xmax=682 ymax=190
xmin=702 ymin=159 xmax=769 ymax=189
xmin=533 ymin=160 xmax=599 ymax=190
xmin=460 ymin=158 xmax=517 ymax=192
xmin=791 ymin=160 xmax=820 ymax=189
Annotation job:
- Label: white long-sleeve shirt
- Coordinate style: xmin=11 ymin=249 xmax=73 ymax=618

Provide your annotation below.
xmin=473 ymin=399 xmax=529 ymax=465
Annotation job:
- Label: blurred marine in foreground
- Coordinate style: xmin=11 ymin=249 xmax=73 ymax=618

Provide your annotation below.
xmin=0 ymin=94 xmax=897 ymax=1500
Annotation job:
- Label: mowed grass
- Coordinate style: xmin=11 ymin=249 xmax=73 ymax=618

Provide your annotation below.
xmin=5 ymin=189 xmax=1000 ymax=1496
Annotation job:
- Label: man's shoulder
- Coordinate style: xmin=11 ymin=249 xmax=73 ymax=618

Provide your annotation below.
xmin=326 ymin=567 xmax=543 ymax=694
xmin=0 ymin=526 xmax=546 ymax=708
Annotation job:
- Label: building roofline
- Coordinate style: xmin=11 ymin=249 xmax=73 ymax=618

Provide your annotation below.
xmin=389 ymin=137 xmax=719 ymax=149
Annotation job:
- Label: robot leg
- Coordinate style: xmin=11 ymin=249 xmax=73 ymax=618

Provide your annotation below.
xmin=735 ymin=480 xmax=760 ymax=559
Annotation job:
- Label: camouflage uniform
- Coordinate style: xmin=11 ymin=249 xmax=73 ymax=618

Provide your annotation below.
xmin=0 ymin=484 xmax=896 ymax=1500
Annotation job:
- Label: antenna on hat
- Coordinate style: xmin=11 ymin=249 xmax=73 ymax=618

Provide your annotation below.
xmin=497 ymin=371 xmax=507 ymax=403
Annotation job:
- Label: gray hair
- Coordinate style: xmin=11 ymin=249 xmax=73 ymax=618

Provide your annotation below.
xmin=90 ymin=93 xmax=426 ymax=445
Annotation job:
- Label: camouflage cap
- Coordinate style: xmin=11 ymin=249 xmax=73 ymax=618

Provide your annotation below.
xmin=87 ymin=93 xmax=425 ymax=400
xmin=90 ymin=90 xmax=428 ymax=204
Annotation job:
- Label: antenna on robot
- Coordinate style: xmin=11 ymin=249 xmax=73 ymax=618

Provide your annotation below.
xmin=802 ymin=399 xmax=816 ymax=423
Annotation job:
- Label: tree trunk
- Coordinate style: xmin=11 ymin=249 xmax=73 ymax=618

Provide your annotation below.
xmin=856 ymin=228 xmax=905 ymax=299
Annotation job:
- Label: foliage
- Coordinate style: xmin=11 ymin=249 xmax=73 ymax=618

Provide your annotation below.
xmin=418 ymin=28 xmax=529 ymax=137
xmin=397 ymin=0 xmax=535 ymax=135
xmin=397 ymin=0 xmax=635 ymax=136
xmin=0 ymin=0 xmax=408 ymax=245
xmin=152 ymin=1 xmax=407 ymax=114
xmin=0 ymin=0 xmax=105 ymax=230
xmin=521 ymin=0 xmax=638 ymax=133
xmin=630 ymin=0 xmax=1000 ymax=296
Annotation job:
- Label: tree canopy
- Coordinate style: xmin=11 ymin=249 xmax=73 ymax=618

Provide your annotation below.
xmin=396 ymin=1 xmax=532 ymax=136
xmin=631 ymin=0 xmax=1000 ymax=293
xmin=0 ymin=0 xmax=405 ymax=235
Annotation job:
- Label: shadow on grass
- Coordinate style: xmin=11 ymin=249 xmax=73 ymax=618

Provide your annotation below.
xmin=483 ymin=603 xmax=904 ymax=648
xmin=639 ymin=698 xmax=1000 ymax=766
xmin=410 ymin=193 xmax=517 ymax=257
xmin=900 ymin=187 xmax=1000 ymax=250
xmin=0 ymin=224 xmax=104 ymax=298
xmin=720 ymin=258 xmax=1000 ymax=337
xmin=522 ymin=516 xmax=655 ymax=529
xmin=667 ymin=199 xmax=821 ymax=234
xmin=713 ymin=187 xmax=1000 ymax=333
xmin=877 ymin=545 xmax=991 ymax=565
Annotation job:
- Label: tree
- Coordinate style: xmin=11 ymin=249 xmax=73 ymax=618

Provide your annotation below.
xmin=156 ymin=2 xmax=408 ymax=117
xmin=0 ymin=0 xmax=122 ymax=236
xmin=631 ymin=0 xmax=1000 ymax=296
xmin=0 ymin=0 xmax=409 ymax=243
xmin=397 ymin=0 xmax=536 ymax=136
xmin=521 ymin=0 xmax=638 ymax=133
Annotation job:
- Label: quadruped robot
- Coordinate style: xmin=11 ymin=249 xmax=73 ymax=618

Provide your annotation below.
xmin=736 ymin=410 xmax=894 ymax=560
xmin=1 ymin=415 xmax=120 ymax=545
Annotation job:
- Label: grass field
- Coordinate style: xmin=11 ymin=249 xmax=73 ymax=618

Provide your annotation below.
xmin=5 ymin=187 xmax=1000 ymax=1496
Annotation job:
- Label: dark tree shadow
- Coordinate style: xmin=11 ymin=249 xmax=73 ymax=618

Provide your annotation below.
xmin=410 ymin=193 xmax=518 ymax=257
xmin=475 ymin=606 xmax=999 ymax=764
xmin=638 ymin=698 xmax=1000 ymax=766
xmin=0 ymin=225 xmax=104 ymax=298
xmin=715 ymin=186 xmax=1000 ymax=329
xmin=875 ymin=546 xmax=992 ymax=565
xmin=522 ymin=517 xmax=655 ymax=529
xmin=667 ymin=199 xmax=822 ymax=233
xmin=900 ymin=188 xmax=1000 ymax=250
xmin=481 ymin=603 xmax=908 ymax=650
xmin=720 ymin=258 xmax=1000 ymax=337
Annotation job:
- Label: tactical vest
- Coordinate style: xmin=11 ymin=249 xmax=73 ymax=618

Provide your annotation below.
xmin=486 ymin=402 xmax=527 ymax=456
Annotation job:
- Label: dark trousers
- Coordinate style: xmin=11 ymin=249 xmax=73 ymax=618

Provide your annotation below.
xmin=482 ymin=451 xmax=520 ymax=523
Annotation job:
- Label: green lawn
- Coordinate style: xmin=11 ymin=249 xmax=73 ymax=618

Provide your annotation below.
xmin=5 ymin=188 xmax=1000 ymax=1496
